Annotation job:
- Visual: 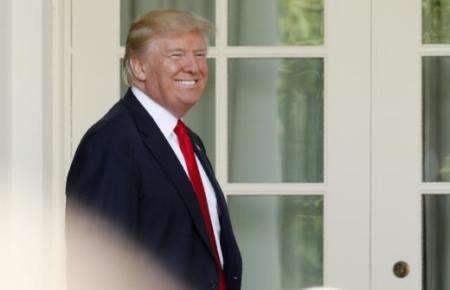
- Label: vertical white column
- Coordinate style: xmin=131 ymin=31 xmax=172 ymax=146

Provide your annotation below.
xmin=0 ymin=3 xmax=11 ymax=183
xmin=327 ymin=0 xmax=371 ymax=289
xmin=0 ymin=0 xmax=12 ymax=279
xmin=46 ymin=1 xmax=69 ymax=289
xmin=7 ymin=0 xmax=46 ymax=289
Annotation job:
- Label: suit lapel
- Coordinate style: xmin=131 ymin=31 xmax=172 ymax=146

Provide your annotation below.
xmin=121 ymin=90 xmax=214 ymax=257
xmin=190 ymin=131 xmax=242 ymax=269
xmin=189 ymin=134 xmax=227 ymax=217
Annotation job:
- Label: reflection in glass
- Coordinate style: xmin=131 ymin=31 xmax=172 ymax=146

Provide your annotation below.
xmin=120 ymin=0 xmax=215 ymax=46
xmin=423 ymin=194 xmax=450 ymax=290
xmin=423 ymin=0 xmax=450 ymax=44
xmin=228 ymin=195 xmax=323 ymax=290
xmin=228 ymin=0 xmax=324 ymax=46
xmin=120 ymin=59 xmax=216 ymax=167
xmin=423 ymin=57 xmax=450 ymax=182
xmin=228 ymin=58 xmax=324 ymax=183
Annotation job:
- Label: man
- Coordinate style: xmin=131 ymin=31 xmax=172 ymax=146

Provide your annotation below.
xmin=66 ymin=9 xmax=242 ymax=290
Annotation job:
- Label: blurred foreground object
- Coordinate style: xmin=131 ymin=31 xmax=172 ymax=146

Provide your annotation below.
xmin=66 ymin=203 xmax=185 ymax=290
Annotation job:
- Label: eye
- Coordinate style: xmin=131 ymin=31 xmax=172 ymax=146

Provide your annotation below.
xmin=195 ymin=52 xmax=207 ymax=59
xmin=169 ymin=51 xmax=184 ymax=59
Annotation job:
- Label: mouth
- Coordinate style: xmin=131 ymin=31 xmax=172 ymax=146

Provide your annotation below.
xmin=175 ymin=79 xmax=199 ymax=88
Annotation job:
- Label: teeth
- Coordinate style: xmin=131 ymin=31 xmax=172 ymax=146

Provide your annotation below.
xmin=176 ymin=80 xmax=197 ymax=86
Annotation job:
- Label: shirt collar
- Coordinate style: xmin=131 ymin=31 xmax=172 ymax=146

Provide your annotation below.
xmin=131 ymin=86 xmax=178 ymax=138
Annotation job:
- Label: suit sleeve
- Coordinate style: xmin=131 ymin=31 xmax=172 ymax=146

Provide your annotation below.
xmin=65 ymin=130 xmax=140 ymax=232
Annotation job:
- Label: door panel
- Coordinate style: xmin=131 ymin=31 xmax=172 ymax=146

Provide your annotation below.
xmin=372 ymin=0 xmax=421 ymax=288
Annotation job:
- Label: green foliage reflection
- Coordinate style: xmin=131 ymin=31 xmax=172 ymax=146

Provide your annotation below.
xmin=279 ymin=0 xmax=324 ymax=45
xmin=423 ymin=0 xmax=450 ymax=43
xmin=280 ymin=196 xmax=323 ymax=290
xmin=278 ymin=58 xmax=324 ymax=183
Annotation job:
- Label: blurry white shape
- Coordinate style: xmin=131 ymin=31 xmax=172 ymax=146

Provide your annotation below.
xmin=0 ymin=188 xmax=46 ymax=290
xmin=66 ymin=203 xmax=185 ymax=290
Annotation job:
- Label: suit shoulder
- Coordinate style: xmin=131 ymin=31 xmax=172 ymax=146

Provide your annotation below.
xmin=76 ymin=102 xmax=140 ymax=154
xmin=85 ymin=102 xmax=136 ymax=140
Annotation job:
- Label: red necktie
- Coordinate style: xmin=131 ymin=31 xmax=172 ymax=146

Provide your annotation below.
xmin=174 ymin=120 xmax=226 ymax=290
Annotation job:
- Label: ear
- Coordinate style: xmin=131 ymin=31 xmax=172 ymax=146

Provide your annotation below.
xmin=130 ymin=56 xmax=147 ymax=82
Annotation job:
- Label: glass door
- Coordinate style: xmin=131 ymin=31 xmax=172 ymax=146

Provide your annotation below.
xmin=70 ymin=0 xmax=371 ymax=289
xmin=372 ymin=0 xmax=450 ymax=289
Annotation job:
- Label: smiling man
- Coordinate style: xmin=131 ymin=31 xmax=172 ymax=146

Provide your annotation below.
xmin=66 ymin=10 xmax=242 ymax=290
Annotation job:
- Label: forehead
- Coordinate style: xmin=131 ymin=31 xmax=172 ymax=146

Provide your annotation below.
xmin=150 ymin=32 xmax=207 ymax=51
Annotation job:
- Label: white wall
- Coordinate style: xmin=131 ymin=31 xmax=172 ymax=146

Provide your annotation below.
xmin=0 ymin=0 xmax=12 ymax=268
xmin=1 ymin=0 xmax=58 ymax=289
xmin=0 ymin=0 xmax=11 ymax=205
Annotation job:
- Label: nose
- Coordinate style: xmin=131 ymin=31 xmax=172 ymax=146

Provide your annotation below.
xmin=183 ymin=54 xmax=200 ymax=73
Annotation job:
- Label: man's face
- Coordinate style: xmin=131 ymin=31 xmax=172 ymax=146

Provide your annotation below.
xmin=136 ymin=32 xmax=208 ymax=118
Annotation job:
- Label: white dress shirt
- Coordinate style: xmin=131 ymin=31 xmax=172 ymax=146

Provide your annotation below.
xmin=132 ymin=86 xmax=224 ymax=266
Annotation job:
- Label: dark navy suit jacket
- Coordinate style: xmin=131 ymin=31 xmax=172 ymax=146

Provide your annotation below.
xmin=66 ymin=89 xmax=242 ymax=290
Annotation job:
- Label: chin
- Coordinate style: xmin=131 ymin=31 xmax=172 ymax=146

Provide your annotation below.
xmin=183 ymin=94 xmax=202 ymax=105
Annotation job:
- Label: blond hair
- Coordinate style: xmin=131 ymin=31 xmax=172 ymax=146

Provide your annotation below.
xmin=122 ymin=9 xmax=214 ymax=86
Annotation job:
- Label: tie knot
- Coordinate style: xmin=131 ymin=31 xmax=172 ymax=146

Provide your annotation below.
xmin=174 ymin=119 xmax=187 ymax=138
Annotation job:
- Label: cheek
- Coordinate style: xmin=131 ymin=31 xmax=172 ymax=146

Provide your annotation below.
xmin=201 ymin=60 xmax=208 ymax=72
xmin=164 ymin=62 xmax=181 ymax=76
xmin=200 ymin=64 xmax=208 ymax=78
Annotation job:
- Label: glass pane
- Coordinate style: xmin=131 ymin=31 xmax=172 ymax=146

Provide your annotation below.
xmin=228 ymin=58 xmax=324 ymax=183
xmin=228 ymin=0 xmax=324 ymax=46
xmin=120 ymin=0 xmax=215 ymax=46
xmin=423 ymin=194 xmax=450 ymax=290
xmin=120 ymin=59 xmax=216 ymax=167
xmin=423 ymin=57 xmax=450 ymax=182
xmin=228 ymin=195 xmax=323 ymax=290
xmin=423 ymin=0 xmax=450 ymax=44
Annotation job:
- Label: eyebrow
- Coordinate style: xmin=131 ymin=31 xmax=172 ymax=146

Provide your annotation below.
xmin=166 ymin=47 xmax=206 ymax=51
xmin=164 ymin=48 xmax=207 ymax=56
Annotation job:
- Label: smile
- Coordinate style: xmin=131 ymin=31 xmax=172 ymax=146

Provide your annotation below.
xmin=175 ymin=79 xmax=198 ymax=87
